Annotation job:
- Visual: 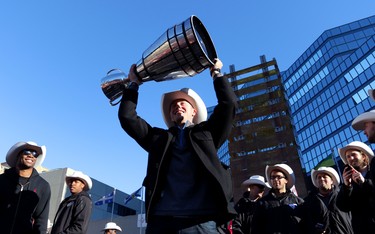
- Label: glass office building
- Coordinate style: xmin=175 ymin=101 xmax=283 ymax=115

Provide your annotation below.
xmin=282 ymin=15 xmax=375 ymax=173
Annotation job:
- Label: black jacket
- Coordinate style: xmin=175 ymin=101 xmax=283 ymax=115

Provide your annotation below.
xmin=336 ymin=171 xmax=375 ymax=234
xmin=0 ymin=167 xmax=51 ymax=234
xmin=252 ymin=189 xmax=304 ymax=234
xmin=118 ymin=76 xmax=238 ymax=223
xmin=301 ymin=187 xmax=353 ymax=234
xmin=51 ymin=191 xmax=92 ymax=234
xmin=232 ymin=198 xmax=258 ymax=234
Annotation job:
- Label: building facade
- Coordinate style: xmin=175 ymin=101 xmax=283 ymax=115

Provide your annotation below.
xmin=221 ymin=56 xmax=307 ymax=201
xmin=282 ymin=15 xmax=375 ymax=174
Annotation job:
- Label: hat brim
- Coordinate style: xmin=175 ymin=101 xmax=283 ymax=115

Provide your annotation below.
xmin=352 ymin=111 xmax=375 ymax=131
xmin=161 ymin=88 xmax=207 ymax=128
xmin=242 ymin=178 xmax=271 ymax=188
xmin=311 ymin=167 xmax=340 ymax=188
xmin=102 ymin=226 xmax=122 ymax=232
xmin=265 ymin=164 xmax=295 ymax=189
xmin=6 ymin=142 xmax=46 ymax=168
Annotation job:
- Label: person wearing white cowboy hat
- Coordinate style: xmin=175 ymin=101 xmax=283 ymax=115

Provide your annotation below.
xmin=51 ymin=170 xmax=93 ymax=234
xmin=118 ymin=58 xmax=238 ymax=233
xmin=352 ymin=109 xmax=375 ymax=143
xmin=337 ymin=141 xmax=375 ymax=234
xmin=338 ymin=141 xmax=374 ymax=185
xmin=265 ymin=163 xmax=296 ymax=190
xmin=252 ymin=163 xmax=304 ymax=234
xmin=232 ymin=175 xmax=271 ymax=234
xmin=102 ymin=222 xmax=122 ymax=233
xmin=301 ymin=167 xmax=353 ymax=234
xmin=0 ymin=141 xmax=51 ymax=234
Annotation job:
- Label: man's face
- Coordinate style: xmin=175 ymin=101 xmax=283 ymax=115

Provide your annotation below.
xmin=17 ymin=149 xmax=38 ymax=169
xmin=364 ymin=121 xmax=375 ymax=143
xmin=316 ymin=173 xmax=333 ymax=191
xmin=270 ymin=171 xmax=288 ymax=191
xmin=248 ymin=184 xmax=265 ymax=200
xmin=105 ymin=230 xmax=117 ymax=234
xmin=345 ymin=149 xmax=367 ymax=170
xmin=169 ymin=99 xmax=197 ymax=126
xmin=67 ymin=178 xmax=85 ymax=195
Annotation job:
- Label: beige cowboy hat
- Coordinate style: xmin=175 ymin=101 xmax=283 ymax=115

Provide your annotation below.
xmin=311 ymin=167 xmax=340 ymax=188
xmin=6 ymin=141 xmax=46 ymax=168
xmin=265 ymin=163 xmax=295 ymax=189
xmin=352 ymin=109 xmax=375 ymax=131
xmin=102 ymin=222 xmax=122 ymax=232
xmin=161 ymin=88 xmax=207 ymax=128
xmin=338 ymin=141 xmax=374 ymax=165
xmin=65 ymin=170 xmax=92 ymax=191
xmin=242 ymin=175 xmax=271 ymax=188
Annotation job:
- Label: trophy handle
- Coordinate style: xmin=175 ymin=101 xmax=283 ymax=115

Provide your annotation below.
xmin=101 ymin=69 xmax=130 ymax=106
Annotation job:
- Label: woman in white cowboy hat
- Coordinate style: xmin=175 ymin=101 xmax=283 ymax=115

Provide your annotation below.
xmin=337 ymin=141 xmax=375 ymax=234
xmin=102 ymin=222 xmax=122 ymax=233
xmin=51 ymin=170 xmax=93 ymax=234
xmin=0 ymin=141 xmax=51 ymax=234
xmin=252 ymin=163 xmax=304 ymax=234
xmin=301 ymin=167 xmax=353 ymax=234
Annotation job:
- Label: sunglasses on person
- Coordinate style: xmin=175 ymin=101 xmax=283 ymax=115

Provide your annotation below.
xmin=21 ymin=149 xmax=39 ymax=158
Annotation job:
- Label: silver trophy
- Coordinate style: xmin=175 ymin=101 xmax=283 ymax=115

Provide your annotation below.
xmin=101 ymin=15 xmax=217 ymax=106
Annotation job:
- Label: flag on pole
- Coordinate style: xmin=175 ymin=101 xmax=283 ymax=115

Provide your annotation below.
xmin=124 ymin=187 xmax=142 ymax=205
xmin=94 ymin=190 xmax=115 ymax=206
xmin=314 ymin=152 xmax=335 ymax=169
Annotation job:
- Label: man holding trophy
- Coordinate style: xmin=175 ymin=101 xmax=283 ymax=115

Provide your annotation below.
xmin=117 ymin=57 xmax=237 ymax=233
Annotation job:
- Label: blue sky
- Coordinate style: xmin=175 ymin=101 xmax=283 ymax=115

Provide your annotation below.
xmin=1 ymin=1 xmax=375 ymax=194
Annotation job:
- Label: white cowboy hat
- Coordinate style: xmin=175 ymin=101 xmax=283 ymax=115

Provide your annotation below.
xmin=102 ymin=222 xmax=122 ymax=232
xmin=6 ymin=141 xmax=46 ymax=168
xmin=311 ymin=167 xmax=340 ymax=188
xmin=265 ymin=163 xmax=295 ymax=189
xmin=161 ymin=88 xmax=207 ymax=128
xmin=338 ymin=141 xmax=374 ymax=165
xmin=369 ymin=89 xmax=375 ymax=102
xmin=242 ymin=175 xmax=271 ymax=188
xmin=352 ymin=110 xmax=375 ymax=131
xmin=65 ymin=170 xmax=92 ymax=191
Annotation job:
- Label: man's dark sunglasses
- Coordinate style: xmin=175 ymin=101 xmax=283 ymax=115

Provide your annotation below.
xmin=21 ymin=149 xmax=39 ymax=157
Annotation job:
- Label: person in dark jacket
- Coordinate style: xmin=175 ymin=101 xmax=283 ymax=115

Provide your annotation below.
xmin=0 ymin=141 xmax=51 ymax=234
xmin=118 ymin=58 xmax=237 ymax=233
xmin=232 ymin=175 xmax=270 ymax=234
xmin=336 ymin=141 xmax=375 ymax=234
xmin=51 ymin=170 xmax=93 ymax=234
xmin=252 ymin=163 xmax=304 ymax=234
xmin=301 ymin=167 xmax=353 ymax=234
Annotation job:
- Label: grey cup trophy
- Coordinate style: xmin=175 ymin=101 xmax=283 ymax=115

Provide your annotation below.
xmin=101 ymin=15 xmax=217 ymax=106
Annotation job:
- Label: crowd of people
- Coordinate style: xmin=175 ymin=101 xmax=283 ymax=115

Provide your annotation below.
xmin=0 ymin=57 xmax=374 ymax=234
xmin=228 ymin=89 xmax=375 ymax=234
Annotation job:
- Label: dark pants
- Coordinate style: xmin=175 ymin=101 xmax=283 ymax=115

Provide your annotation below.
xmin=146 ymin=216 xmax=219 ymax=234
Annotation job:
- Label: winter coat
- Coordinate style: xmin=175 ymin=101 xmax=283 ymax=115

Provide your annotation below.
xmin=301 ymin=187 xmax=353 ymax=234
xmin=251 ymin=189 xmax=304 ymax=234
xmin=51 ymin=191 xmax=92 ymax=234
xmin=0 ymin=167 xmax=51 ymax=234
xmin=232 ymin=198 xmax=258 ymax=234
xmin=336 ymin=170 xmax=375 ymax=234
xmin=118 ymin=76 xmax=238 ymax=224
